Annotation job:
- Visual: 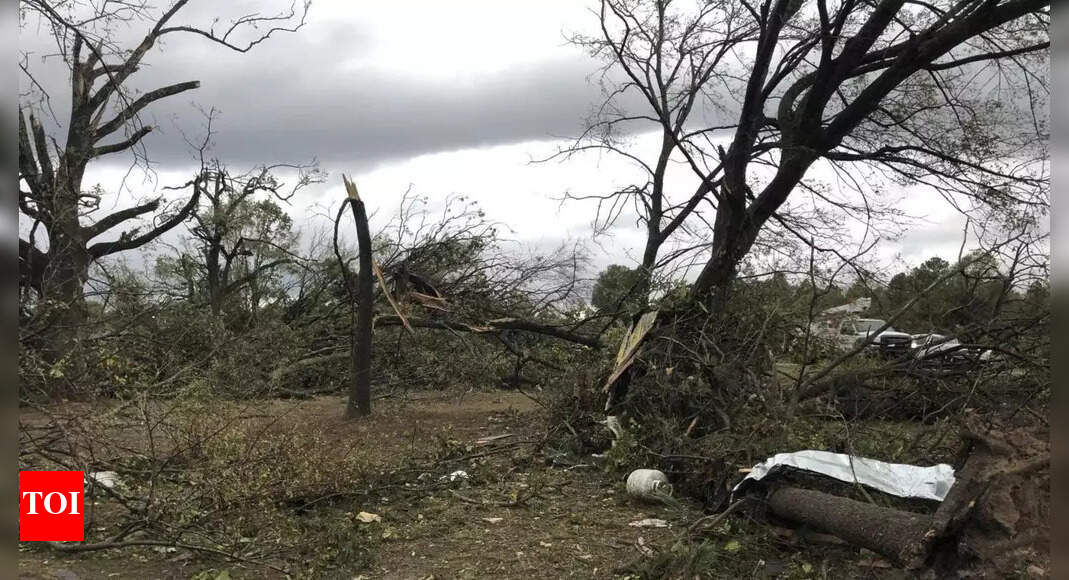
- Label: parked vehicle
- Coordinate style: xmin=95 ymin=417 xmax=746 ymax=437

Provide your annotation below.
xmin=910 ymin=333 xmax=992 ymax=368
xmin=804 ymin=299 xmax=996 ymax=370
xmin=806 ymin=299 xmax=911 ymax=356
xmin=837 ymin=318 xmax=913 ymax=357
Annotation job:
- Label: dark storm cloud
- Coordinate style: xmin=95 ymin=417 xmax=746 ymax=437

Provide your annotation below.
xmin=18 ymin=4 xmax=619 ymax=174
xmin=158 ymin=57 xmax=609 ymax=169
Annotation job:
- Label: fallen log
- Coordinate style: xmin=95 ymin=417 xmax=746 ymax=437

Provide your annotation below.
xmin=767 ymin=487 xmax=934 ymax=568
xmin=762 ymin=416 xmax=1049 ymax=575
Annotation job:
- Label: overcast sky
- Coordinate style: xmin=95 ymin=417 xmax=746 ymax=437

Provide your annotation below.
xmin=19 ymin=0 xmax=994 ymax=283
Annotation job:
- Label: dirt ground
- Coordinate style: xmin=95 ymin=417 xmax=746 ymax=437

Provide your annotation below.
xmin=19 ymin=390 xmax=953 ymax=580
xmin=18 ymin=392 xmax=699 ymax=579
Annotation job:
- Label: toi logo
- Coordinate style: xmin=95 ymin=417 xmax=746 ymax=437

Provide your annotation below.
xmin=19 ymin=471 xmax=85 ymax=542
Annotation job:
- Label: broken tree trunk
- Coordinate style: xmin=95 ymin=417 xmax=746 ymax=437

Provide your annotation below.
xmin=344 ymin=176 xmax=373 ymax=419
xmin=767 ymin=487 xmax=934 ymax=568
xmin=764 ymin=416 xmax=1050 ymax=574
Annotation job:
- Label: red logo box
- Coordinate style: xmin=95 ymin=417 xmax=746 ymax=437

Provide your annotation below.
xmin=19 ymin=471 xmax=85 ymax=542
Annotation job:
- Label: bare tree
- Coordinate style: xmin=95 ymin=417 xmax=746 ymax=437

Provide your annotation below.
xmin=569 ymin=0 xmax=1048 ymax=308
xmin=17 ymin=0 xmax=309 ymax=358
xmin=550 ymin=0 xmax=756 ymax=302
xmin=174 ymin=160 xmax=321 ymax=317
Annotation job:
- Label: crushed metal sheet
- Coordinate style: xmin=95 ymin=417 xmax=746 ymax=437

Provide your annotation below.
xmin=732 ymin=449 xmax=955 ymax=502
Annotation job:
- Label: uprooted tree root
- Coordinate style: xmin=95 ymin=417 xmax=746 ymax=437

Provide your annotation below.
xmin=928 ymin=416 xmax=1050 ymax=576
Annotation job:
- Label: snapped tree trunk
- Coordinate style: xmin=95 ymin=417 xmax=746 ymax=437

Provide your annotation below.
xmin=344 ymin=181 xmax=373 ymax=419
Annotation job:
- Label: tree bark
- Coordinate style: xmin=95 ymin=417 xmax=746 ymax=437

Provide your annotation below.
xmin=37 ymin=170 xmax=93 ymax=361
xmin=767 ymin=486 xmax=934 ymax=569
xmin=40 ymin=227 xmax=91 ymax=361
xmin=345 ymin=195 xmax=373 ymax=419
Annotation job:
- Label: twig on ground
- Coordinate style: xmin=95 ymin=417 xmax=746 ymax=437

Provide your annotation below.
xmin=46 ymin=539 xmax=290 ymax=575
xmin=435 ymin=440 xmax=535 ymax=464
xmin=686 ymin=498 xmax=749 ymax=535
xmin=448 ymin=488 xmax=538 ymax=507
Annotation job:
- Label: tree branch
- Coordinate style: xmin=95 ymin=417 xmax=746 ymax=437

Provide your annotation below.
xmin=18 ymin=109 xmax=43 ymax=198
xmin=375 ymin=315 xmax=602 ymax=348
xmin=83 ymin=198 xmax=162 ymax=240
xmin=28 ymin=110 xmax=55 ymax=182
xmin=91 ymin=126 xmax=153 ymax=158
xmin=19 ymin=238 xmax=48 ymax=294
xmin=87 ymin=177 xmax=203 ymax=259
xmin=94 ymin=81 xmax=199 ymax=139
xmin=220 ymin=259 xmax=292 ymax=296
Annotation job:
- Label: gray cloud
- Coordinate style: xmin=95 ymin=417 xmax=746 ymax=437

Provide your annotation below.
xmin=895 ymin=217 xmax=969 ymax=261
xmin=19 ymin=4 xmax=615 ymax=174
xmin=19 ymin=0 xmax=1016 ymax=281
xmin=170 ymin=58 xmax=605 ymax=169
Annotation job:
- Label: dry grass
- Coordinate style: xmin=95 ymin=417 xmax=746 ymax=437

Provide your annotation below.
xmin=19 ymin=392 xmax=699 ymax=579
xmin=19 ymin=389 xmax=967 ymax=579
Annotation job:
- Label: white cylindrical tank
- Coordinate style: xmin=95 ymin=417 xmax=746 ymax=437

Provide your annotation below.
xmin=626 ymin=468 xmax=671 ymax=500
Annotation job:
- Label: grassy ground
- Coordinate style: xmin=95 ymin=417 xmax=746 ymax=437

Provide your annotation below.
xmin=19 ymin=391 xmax=926 ymax=580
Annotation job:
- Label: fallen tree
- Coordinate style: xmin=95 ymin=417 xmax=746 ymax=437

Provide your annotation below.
xmin=374 ymin=315 xmax=602 ymax=348
xmin=267 ymin=313 xmax=601 ymax=388
xmin=275 ymin=178 xmax=602 ymax=400
xmin=763 ymin=416 xmax=1049 ymax=574
xmin=767 ymin=486 xmax=933 ymax=568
